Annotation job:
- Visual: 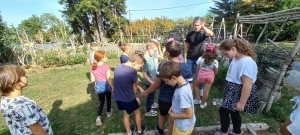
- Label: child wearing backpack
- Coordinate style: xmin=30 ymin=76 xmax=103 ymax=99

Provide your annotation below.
xmin=90 ymin=50 xmax=114 ymax=126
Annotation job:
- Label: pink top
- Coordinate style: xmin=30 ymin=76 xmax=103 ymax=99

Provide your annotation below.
xmin=90 ymin=64 xmax=110 ymax=82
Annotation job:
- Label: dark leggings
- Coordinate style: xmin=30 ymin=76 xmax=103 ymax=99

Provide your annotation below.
xmin=145 ymin=84 xmax=155 ymax=112
xmin=219 ymin=106 xmax=242 ymax=134
xmin=97 ymin=91 xmax=111 ymax=117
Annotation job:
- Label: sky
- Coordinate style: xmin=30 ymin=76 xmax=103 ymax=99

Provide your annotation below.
xmin=0 ymin=0 xmax=215 ymax=26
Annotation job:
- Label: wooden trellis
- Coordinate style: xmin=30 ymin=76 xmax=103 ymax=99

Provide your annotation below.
xmin=231 ymin=7 xmax=300 ymax=112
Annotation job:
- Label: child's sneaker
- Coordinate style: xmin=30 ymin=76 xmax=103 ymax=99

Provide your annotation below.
xmin=150 ymin=109 xmax=157 ymax=114
xmin=200 ymin=89 xmax=204 ymax=96
xmin=95 ymin=116 xmax=102 ymax=126
xmin=145 ymin=110 xmax=158 ymax=116
xmin=193 ymin=99 xmax=201 ymax=104
xmin=200 ymin=102 xmax=207 ymax=109
xmin=151 ymin=103 xmax=159 ymax=108
xmin=107 ymin=108 xmax=113 ymax=117
xmin=130 ymin=123 xmax=136 ymax=134
xmin=155 ymin=124 xmax=164 ymax=135
xmin=137 ymin=123 xmax=147 ymax=135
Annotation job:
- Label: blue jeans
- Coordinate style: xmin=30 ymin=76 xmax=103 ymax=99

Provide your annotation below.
xmin=186 ymin=59 xmax=204 ymax=89
xmin=145 ymin=84 xmax=156 ymax=112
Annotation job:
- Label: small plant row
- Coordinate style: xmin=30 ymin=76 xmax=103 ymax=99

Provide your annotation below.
xmin=34 ymin=46 xmax=88 ymax=68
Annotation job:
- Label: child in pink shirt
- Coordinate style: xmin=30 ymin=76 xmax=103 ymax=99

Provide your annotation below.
xmin=90 ymin=50 xmax=114 ymax=126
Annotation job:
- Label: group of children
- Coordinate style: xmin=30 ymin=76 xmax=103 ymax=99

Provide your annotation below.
xmin=0 ymin=38 xmax=298 ymax=135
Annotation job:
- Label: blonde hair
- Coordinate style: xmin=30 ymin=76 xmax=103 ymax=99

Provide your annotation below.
xmin=219 ymin=38 xmax=257 ymax=60
xmin=146 ymin=41 xmax=158 ymax=50
xmin=90 ymin=42 xmax=99 ymax=51
xmin=0 ymin=64 xmax=26 ymax=96
xmin=128 ymin=53 xmax=146 ymax=65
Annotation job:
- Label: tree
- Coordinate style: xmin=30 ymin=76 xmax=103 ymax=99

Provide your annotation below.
xmin=209 ymin=0 xmax=237 ymax=31
xmin=0 ymin=12 xmax=19 ymax=63
xmin=18 ymin=15 xmax=46 ymax=42
xmin=59 ymin=0 xmax=127 ymax=43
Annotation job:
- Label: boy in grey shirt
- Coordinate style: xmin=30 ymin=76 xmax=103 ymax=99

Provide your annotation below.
xmin=159 ymin=61 xmax=196 ymax=134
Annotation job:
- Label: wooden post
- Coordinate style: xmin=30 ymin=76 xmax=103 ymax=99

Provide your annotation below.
xmin=265 ymin=32 xmax=300 ymax=112
xmin=255 ymin=22 xmax=268 ymax=46
xmin=216 ymin=18 xmax=223 ymax=42
xmin=272 ymin=17 xmax=289 ymax=42
xmin=240 ymin=23 xmax=243 ymax=38
xmin=233 ymin=13 xmax=240 ymax=39
xmin=223 ymin=18 xmax=226 ymax=39
xmin=247 ymin=24 xmax=254 ymax=41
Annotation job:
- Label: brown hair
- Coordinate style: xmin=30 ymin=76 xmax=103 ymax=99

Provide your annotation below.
xmin=118 ymin=42 xmax=131 ymax=53
xmin=91 ymin=50 xmax=106 ymax=70
xmin=128 ymin=53 xmax=146 ymax=64
xmin=202 ymin=51 xmax=218 ymax=65
xmin=166 ymin=40 xmax=181 ymax=57
xmin=0 ymin=64 xmax=26 ymax=96
xmin=219 ymin=38 xmax=257 ymax=60
xmin=159 ymin=61 xmax=181 ymax=79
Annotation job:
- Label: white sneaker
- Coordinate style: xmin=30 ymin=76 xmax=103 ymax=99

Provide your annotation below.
xmin=96 ymin=117 xmax=102 ymax=126
xmin=107 ymin=108 xmax=113 ymax=117
xmin=200 ymin=102 xmax=207 ymax=109
xmin=150 ymin=109 xmax=157 ymax=114
xmin=194 ymin=99 xmax=201 ymax=104
xmin=151 ymin=103 xmax=159 ymax=108
xmin=200 ymin=89 xmax=204 ymax=97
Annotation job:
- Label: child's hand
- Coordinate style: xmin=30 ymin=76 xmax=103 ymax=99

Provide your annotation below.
xmin=139 ymin=88 xmax=145 ymax=93
xmin=136 ymin=97 xmax=141 ymax=104
xmin=168 ymin=107 xmax=172 ymax=113
xmin=168 ymin=108 xmax=174 ymax=119
xmin=236 ymin=101 xmax=245 ymax=112
xmin=142 ymin=91 xmax=148 ymax=97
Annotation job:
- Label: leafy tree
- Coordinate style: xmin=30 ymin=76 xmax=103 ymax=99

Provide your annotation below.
xmin=209 ymin=0 xmax=237 ymax=31
xmin=59 ymin=0 xmax=127 ymax=43
xmin=18 ymin=15 xmax=46 ymax=42
xmin=0 ymin=12 xmax=18 ymax=63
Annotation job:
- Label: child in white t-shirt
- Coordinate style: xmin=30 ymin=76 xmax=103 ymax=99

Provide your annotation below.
xmin=193 ymin=43 xmax=218 ymax=109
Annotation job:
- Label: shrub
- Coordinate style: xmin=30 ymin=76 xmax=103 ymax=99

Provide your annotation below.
xmin=214 ymin=65 xmax=229 ymax=89
xmin=35 ymin=46 xmax=87 ymax=67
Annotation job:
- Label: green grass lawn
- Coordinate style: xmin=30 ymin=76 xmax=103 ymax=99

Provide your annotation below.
xmin=0 ymin=58 xmax=299 ymax=134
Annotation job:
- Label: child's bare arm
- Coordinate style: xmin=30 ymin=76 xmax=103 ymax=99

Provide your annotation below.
xmin=29 ymin=123 xmax=47 ymax=135
xmin=133 ymin=81 xmax=138 ymax=97
xmin=90 ymin=71 xmax=95 ymax=82
xmin=156 ymin=43 xmax=164 ymax=59
xmin=169 ymin=107 xmax=193 ymax=119
xmin=213 ymin=68 xmax=218 ymax=74
xmin=137 ymin=85 xmax=145 ymax=93
xmin=106 ymin=70 xmax=114 ymax=89
xmin=237 ymin=75 xmax=253 ymax=111
xmin=143 ymin=77 xmax=161 ymax=97
xmin=143 ymin=71 xmax=154 ymax=84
